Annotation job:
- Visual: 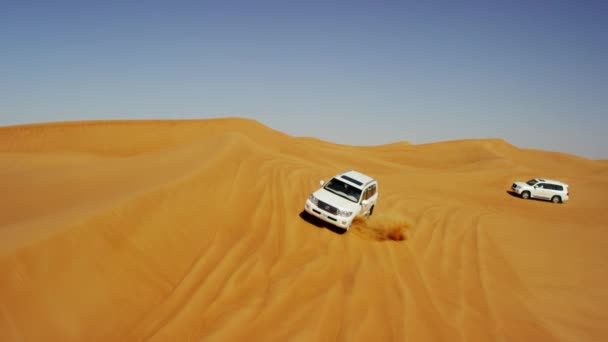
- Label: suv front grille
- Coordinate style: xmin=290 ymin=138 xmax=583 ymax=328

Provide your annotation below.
xmin=317 ymin=200 xmax=338 ymax=215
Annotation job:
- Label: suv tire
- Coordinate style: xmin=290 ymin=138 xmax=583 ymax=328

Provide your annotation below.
xmin=551 ymin=195 xmax=561 ymax=204
xmin=521 ymin=191 xmax=531 ymax=199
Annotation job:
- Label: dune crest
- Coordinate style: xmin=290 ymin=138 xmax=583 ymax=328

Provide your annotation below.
xmin=1 ymin=118 xmax=607 ymax=341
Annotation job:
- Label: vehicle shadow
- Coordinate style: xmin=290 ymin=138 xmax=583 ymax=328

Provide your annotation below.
xmin=506 ymin=190 xmax=521 ymax=198
xmin=299 ymin=211 xmax=346 ymax=235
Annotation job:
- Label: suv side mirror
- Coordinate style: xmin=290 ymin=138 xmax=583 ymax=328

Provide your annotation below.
xmin=320 ymin=180 xmax=325 ymax=186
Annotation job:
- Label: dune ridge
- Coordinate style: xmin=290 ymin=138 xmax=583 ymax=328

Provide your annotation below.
xmin=1 ymin=118 xmax=607 ymax=341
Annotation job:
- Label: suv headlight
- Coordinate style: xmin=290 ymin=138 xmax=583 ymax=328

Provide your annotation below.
xmin=309 ymin=194 xmax=319 ymax=205
xmin=337 ymin=208 xmax=353 ymax=217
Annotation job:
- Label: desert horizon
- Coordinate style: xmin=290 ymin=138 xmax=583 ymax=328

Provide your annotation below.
xmin=1 ymin=117 xmax=607 ymax=341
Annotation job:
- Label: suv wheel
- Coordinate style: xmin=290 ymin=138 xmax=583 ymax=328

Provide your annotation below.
xmin=369 ymin=205 xmax=374 ymax=216
xmin=521 ymin=191 xmax=531 ymax=199
xmin=551 ymin=195 xmax=561 ymax=204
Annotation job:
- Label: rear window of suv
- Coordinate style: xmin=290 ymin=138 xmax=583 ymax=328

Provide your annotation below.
xmin=544 ymin=184 xmax=564 ymax=191
xmin=552 ymin=184 xmax=564 ymax=191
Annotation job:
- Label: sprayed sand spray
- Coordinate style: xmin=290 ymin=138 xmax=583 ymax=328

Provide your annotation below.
xmin=351 ymin=213 xmax=413 ymax=241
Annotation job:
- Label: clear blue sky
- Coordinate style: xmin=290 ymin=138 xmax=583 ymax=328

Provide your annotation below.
xmin=1 ymin=1 xmax=606 ymax=158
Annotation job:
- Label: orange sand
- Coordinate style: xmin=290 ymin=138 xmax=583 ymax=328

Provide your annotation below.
xmin=1 ymin=118 xmax=607 ymax=341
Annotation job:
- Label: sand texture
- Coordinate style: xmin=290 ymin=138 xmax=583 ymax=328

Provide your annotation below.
xmin=1 ymin=118 xmax=607 ymax=341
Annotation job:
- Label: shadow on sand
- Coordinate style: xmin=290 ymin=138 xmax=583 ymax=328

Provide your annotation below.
xmin=299 ymin=211 xmax=346 ymax=235
xmin=506 ymin=190 xmax=522 ymax=199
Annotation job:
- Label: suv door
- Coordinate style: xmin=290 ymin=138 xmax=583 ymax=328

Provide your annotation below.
xmin=360 ymin=187 xmax=372 ymax=216
xmin=546 ymin=184 xmax=562 ymax=198
xmin=367 ymin=184 xmax=377 ymax=204
xmin=534 ymin=183 xmax=551 ymax=199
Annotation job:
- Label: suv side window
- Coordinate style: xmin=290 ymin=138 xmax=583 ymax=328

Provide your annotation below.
xmin=536 ymin=183 xmax=545 ymax=189
xmin=367 ymin=184 xmax=376 ymax=198
xmin=553 ymin=184 xmax=563 ymax=191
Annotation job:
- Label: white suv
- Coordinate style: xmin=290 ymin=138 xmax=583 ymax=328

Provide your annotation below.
xmin=304 ymin=170 xmax=378 ymax=231
xmin=511 ymin=178 xmax=569 ymax=203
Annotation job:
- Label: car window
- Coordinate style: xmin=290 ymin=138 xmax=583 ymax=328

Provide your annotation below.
xmin=554 ymin=185 xmax=563 ymax=191
xmin=537 ymin=183 xmax=545 ymax=188
xmin=367 ymin=184 xmax=376 ymax=198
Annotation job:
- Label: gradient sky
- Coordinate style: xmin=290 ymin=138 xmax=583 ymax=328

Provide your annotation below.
xmin=1 ymin=1 xmax=606 ymax=158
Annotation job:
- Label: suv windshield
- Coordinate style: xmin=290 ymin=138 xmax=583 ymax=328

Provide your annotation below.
xmin=526 ymin=179 xmax=538 ymax=186
xmin=324 ymin=178 xmax=362 ymax=203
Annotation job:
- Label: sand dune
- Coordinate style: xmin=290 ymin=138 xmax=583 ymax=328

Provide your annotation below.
xmin=1 ymin=118 xmax=607 ymax=341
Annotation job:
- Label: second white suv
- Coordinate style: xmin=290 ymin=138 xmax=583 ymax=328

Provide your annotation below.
xmin=511 ymin=178 xmax=569 ymax=203
xmin=304 ymin=170 xmax=378 ymax=231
